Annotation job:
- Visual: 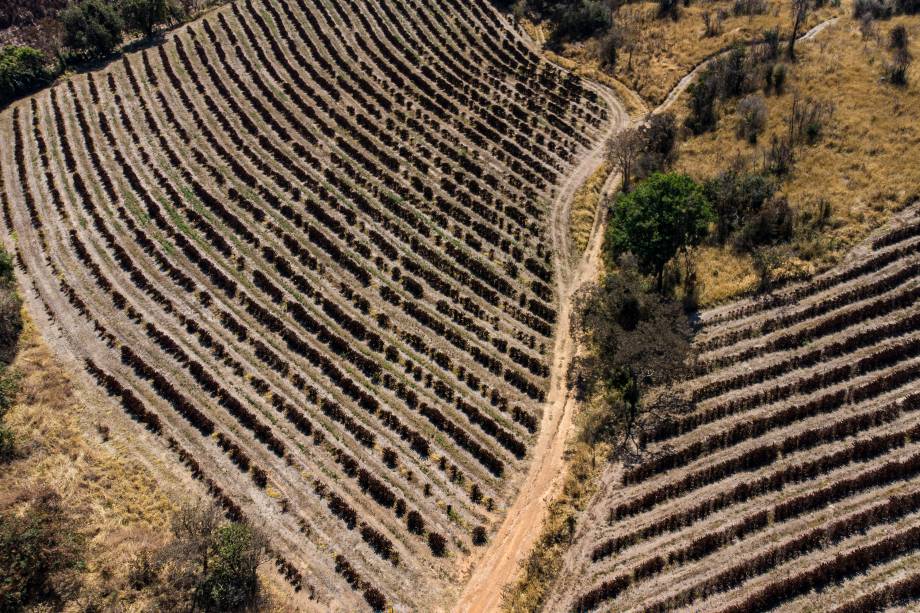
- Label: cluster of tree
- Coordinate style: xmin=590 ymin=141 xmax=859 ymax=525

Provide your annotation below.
xmin=497 ymin=0 xmax=612 ymax=43
xmin=569 ymin=264 xmax=694 ymax=451
xmin=1 ymin=0 xmax=185 ymax=106
xmin=0 ymin=45 xmax=53 ymax=106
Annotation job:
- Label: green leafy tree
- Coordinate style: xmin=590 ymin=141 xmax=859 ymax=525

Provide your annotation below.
xmin=607 ymin=172 xmax=713 ymax=290
xmin=61 ymin=0 xmax=124 ymax=60
xmin=120 ymin=0 xmax=172 ymax=37
xmin=0 ymin=46 xmax=51 ymax=106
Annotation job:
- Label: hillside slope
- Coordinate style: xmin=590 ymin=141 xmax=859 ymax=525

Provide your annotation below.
xmin=0 ymin=0 xmax=611 ymax=609
xmin=545 ymin=204 xmax=920 ymax=611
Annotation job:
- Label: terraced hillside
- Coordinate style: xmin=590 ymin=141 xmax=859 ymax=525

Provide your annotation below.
xmin=546 ymin=205 xmax=920 ymax=612
xmin=0 ymin=0 xmax=611 ymax=608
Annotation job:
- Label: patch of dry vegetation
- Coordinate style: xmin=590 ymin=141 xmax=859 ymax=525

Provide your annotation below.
xmin=530 ymin=0 xmax=842 ymax=104
xmin=0 ymin=314 xmax=178 ymax=609
xmin=501 ymin=415 xmax=609 ymax=612
xmin=570 ymin=160 xmax=612 ymax=255
xmin=674 ymin=15 xmax=920 ymax=304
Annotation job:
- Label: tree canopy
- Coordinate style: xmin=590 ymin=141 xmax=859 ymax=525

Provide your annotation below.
xmin=61 ymin=0 xmax=123 ymax=60
xmin=606 ymin=172 xmax=713 ymax=289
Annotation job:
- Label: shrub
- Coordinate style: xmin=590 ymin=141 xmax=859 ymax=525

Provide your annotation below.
xmin=472 ymin=526 xmax=488 ymax=545
xmin=636 ymin=112 xmax=678 ymax=180
xmin=701 ymin=10 xmax=723 ymax=37
xmin=599 ymin=28 xmax=621 ymax=67
xmin=885 ymin=25 xmax=912 ymax=85
xmin=733 ymin=0 xmax=768 ymax=15
xmin=685 ymin=72 xmax=718 ymax=133
xmin=658 ymin=0 xmax=681 ymax=20
xmin=428 ymin=532 xmax=447 ymax=556
xmin=788 ymin=95 xmax=834 ymax=145
xmin=61 ymin=0 xmax=123 ymax=60
xmin=197 ymin=522 xmax=263 ymax=611
xmin=407 ymin=510 xmax=424 ymax=534
xmin=0 ymin=46 xmax=52 ymax=106
xmin=762 ymin=133 xmax=795 ymax=175
xmin=704 ymin=163 xmax=776 ymax=243
xmin=734 ymin=197 xmax=795 ymax=250
xmin=0 ymin=424 xmax=13 ymax=462
xmin=762 ymin=28 xmax=781 ymax=60
xmin=736 ymin=93 xmax=768 ymax=143
xmin=0 ymin=489 xmax=84 ymax=610
xmin=771 ymin=63 xmax=787 ymax=94
xmin=853 ymin=0 xmax=895 ymax=18
xmin=606 ymin=173 xmax=713 ymax=290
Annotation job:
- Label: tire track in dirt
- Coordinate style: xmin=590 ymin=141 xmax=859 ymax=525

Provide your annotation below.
xmin=453 ymin=16 xmax=629 ymax=612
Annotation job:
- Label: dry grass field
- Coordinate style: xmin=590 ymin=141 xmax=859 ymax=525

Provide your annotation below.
xmin=528 ymin=0 xmax=843 ymax=105
xmin=0 ymin=314 xmax=179 ymax=610
xmin=676 ymin=15 xmax=920 ymax=304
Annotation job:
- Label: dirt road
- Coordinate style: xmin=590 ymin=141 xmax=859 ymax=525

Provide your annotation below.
xmin=452 ymin=22 xmax=630 ymax=612
xmin=453 ymin=14 xmax=844 ymax=613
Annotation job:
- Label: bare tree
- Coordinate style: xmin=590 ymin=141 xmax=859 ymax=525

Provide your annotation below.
xmin=606 ymin=126 xmax=643 ymax=192
xmin=788 ymin=0 xmax=810 ymax=59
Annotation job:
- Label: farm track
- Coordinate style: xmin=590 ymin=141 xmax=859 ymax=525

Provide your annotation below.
xmin=454 ymin=15 xmax=629 ymax=609
xmin=0 ymin=0 xmax=615 ymax=609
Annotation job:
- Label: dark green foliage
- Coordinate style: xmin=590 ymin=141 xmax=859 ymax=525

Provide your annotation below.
xmin=472 ymin=525 xmax=488 ymax=545
xmin=704 ymin=163 xmax=776 ymax=243
xmin=606 ymin=173 xmax=713 ymax=289
xmin=550 ymin=1 xmax=612 ymax=43
xmin=0 ymin=248 xmax=21 ymax=370
xmin=0 ymin=489 xmax=84 ymax=610
xmin=120 ymin=0 xmax=172 ymax=37
xmin=197 ymin=523 xmax=262 ymax=611
xmin=685 ymin=72 xmax=719 ymax=133
xmin=0 ymin=46 xmax=52 ymax=106
xmin=61 ymin=0 xmax=123 ymax=59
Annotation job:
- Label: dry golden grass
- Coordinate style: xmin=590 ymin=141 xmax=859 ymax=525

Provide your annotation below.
xmin=674 ymin=16 xmax=920 ymax=305
xmin=1 ymin=313 xmax=302 ymax=611
xmin=570 ymin=160 xmax=613 ymax=255
xmin=0 ymin=313 xmax=177 ymax=609
xmin=542 ymin=0 xmax=842 ymax=105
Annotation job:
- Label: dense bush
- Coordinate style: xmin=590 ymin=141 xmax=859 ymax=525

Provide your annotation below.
xmin=61 ymin=0 xmax=123 ymax=59
xmin=0 ymin=489 xmax=84 ymax=610
xmin=704 ymin=162 xmax=776 ymax=243
xmin=736 ymin=93 xmax=768 ymax=143
xmin=571 ymin=269 xmax=692 ymax=399
xmin=120 ymin=0 xmax=177 ymax=37
xmin=137 ymin=503 xmax=266 ymax=611
xmin=550 ymin=1 xmax=612 ymax=42
xmin=0 ymin=46 xmax=53 ymax=106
